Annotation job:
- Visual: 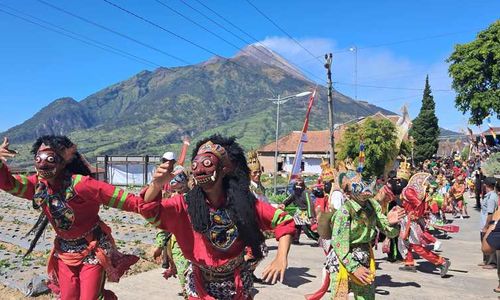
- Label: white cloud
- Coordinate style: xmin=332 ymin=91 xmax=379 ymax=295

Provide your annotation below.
xmin=257 ymin=36 xmax=492 ymax=132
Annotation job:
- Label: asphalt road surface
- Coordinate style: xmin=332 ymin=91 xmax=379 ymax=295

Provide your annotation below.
xmin=109 ymin=201 xmax=498 ymax=299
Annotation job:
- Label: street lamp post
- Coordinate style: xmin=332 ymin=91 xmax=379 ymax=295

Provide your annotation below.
xmin=349 ymin=46 xmax=358 ymax=100
xmin=267 ymin=91 xmax=312 ymax=194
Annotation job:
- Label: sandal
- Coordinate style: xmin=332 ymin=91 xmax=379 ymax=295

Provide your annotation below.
xmin=493 ymin=287 xmax=500 ymax=293
xmin=483 ymin=264 xmax=496 ymax=270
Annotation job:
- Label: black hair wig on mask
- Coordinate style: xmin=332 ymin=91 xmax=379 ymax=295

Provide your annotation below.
xmin=25 ymin=135 xmax=90 ymax=257
xmin=185 ymin=134 xmax=265 ymax=259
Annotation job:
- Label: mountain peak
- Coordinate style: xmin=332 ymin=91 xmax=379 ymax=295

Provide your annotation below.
xmin=232 ymin=44 xmax=309 ymax=82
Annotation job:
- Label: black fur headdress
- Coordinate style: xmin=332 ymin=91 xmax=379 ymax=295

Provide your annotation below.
xmin=185 ymin=134 xmax=265 ymax=259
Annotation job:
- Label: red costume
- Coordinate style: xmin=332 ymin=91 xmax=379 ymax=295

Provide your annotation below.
xmin=140 ymin=194 xmax=294 ymax=300
xmin=140 ymin=135 xmax=295 ymax=300
xmin=0 ymin=137 xmax=142 ymax=300
xmin=399 ymin=186 xmax=449 ymax=275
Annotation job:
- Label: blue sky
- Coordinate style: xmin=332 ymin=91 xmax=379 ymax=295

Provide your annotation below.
xmin=0 ymin=0 xmax=498 ymax=134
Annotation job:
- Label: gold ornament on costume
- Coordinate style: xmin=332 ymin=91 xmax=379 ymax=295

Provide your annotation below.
xmin=320 ymin=159 xmax=335 ymax=182
xmin=397 ymin=157 xmax=412 ymax=180
xmin=246 ymin=150 xmax=262 ymax=172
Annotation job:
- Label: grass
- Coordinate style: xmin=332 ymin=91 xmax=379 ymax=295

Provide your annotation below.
xmin=0 ymin=259 xmax=9 ymax=269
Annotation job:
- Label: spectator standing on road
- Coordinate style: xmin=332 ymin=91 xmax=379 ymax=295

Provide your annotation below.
xmin=474 ymin=168 xmax=485 ymax=209
xmin=480 ymin=177 xmax=499 ymax=269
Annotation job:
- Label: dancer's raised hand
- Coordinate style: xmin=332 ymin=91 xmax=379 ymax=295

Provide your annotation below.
xmin=0 ymin=137 xmax=17 ymax=162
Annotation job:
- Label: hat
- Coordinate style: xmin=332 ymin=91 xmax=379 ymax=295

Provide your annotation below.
xmin=320 ymin=159 xmax=335 ymax=182
xmin=484 ymin=177 xmax=497 ymax=187
xmin=162 ymin=152 xmax=177 ymax=161
xmin=247 ymin=151 xmax=262 ymax=172
xmin=397 ymin=158 xmax=411 ymax=180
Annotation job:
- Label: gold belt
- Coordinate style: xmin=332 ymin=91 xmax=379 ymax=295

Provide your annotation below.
xmin=195 ymin=255 xmax=245 ymax=281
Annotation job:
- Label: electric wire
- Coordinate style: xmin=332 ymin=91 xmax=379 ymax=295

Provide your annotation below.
xmin=0 ymin=7 xmax=159 ymax=68
xmin=103 ymin=0 xmax=327 ymax=84
xmin=244 ymin=0 xmax=323 ymax=64
xmin=334 ymin=81 xmax=453 ymax=92
xmin=103 ymin=0 xmax=219 ymax=57
xmin=37 ymin=0 xmax=190 ymax=65
xmin=173 ymin=0 xmax=325 ymax=84
xmin=0 ymin=3 xmax=161 ymax=68
xmin=29 ymin=1 xmax=456 ymax=94
xmin=154 ymin=0 xmax=243 ymax=51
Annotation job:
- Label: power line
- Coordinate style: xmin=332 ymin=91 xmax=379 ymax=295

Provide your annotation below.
xmin=356 ymin=29 xmax=480 ymax=51
xmin=176 ymin=0 xmax=326 ymax=84
xmin=153 ymin=0 xmax=243 ymax=52
xmin=193 ymin=0 xmax=262 ymax=46
xmin=334 ymin=81 xmax=454 ymax=92
xmin=178 ymin=0 xmax=253 ymax=45
xmin=244 ymin=0 xmax=322 ymax=64
xmin=157 ymin=0 xmax=318 ymax=81
xmin=103 ymin=0 xmax=327 ymax=85
xmin=299 ymin=28 xmax=481 ymax=64
xmin=177 ymin=0 xmax=281 ymax=63
xmin=36 ymin=0 xmax=190 ymax=65
xmin=0 ymin=7 xmax=159 ymax=68
xmin=0 ymin=3 xmax=160 ymax=68
xmin=103 ymin=0 xmax=219 ymax=57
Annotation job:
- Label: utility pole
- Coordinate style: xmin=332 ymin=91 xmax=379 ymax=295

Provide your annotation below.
xmin=273 ymin=95 xmax=281 ymax=195
xmin=325 ymin=53 xmax=335 ymax=167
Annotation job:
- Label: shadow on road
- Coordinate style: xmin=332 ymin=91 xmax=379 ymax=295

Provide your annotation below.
xmin=415 ymin=261 xmax=455 ymax=278
xmin=282 ymin=267 xmax=316 ymax=288
xmin=376 ymin=274 xmax=421 ymax=289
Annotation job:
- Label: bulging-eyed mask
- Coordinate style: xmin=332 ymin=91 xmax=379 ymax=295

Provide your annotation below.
xmin=192 ymin=152 xmax=221 ymax=187
xmin=191 ymin=141 xmax=230 ymax=188
xmin=35 ymin=144 xmax=64 ymax=179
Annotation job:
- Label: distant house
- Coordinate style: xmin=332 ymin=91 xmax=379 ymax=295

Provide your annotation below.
xmin=257 ymin=110 xmax=411 ymax=175
xmin=257 ymin=130 xmax=332 ymax=175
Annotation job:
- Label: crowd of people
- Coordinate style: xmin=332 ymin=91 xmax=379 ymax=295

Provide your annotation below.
xmin=0 ymin=134 xmax=499 ymax=299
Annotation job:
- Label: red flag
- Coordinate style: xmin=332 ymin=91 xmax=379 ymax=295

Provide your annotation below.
xmin=289 ymin=89 xmax=316 ymax=182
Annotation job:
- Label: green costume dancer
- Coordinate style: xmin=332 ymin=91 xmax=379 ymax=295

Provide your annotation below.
xmin=155 ymin=231 xmax=190 ymax=298
xmin=170 ymin=235 xmax=189 ymax=290
xmin=330 ymin=198 xmax=401 ymax=299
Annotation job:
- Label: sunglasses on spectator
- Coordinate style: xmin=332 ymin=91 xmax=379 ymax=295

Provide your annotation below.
xmin=161 ymin=158 xmax=176 ymax=163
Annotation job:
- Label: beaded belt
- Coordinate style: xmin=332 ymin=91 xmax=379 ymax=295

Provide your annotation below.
xmin=194 ymin=254 xmax=245 ymax=281
xmin=56 ymin=223 xmax=102 ymax=248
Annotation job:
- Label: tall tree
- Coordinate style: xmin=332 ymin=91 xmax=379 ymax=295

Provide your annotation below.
xmin=410 ymin=76 xmax=440 ymax=163
xmin=337 ymin=117 xmax=398 ymax=178
xmin=447 ymin=21 xmax=500 ymax=125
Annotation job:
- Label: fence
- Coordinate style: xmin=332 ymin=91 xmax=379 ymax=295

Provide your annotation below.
xmin=95 ymin=155 xmax=162 ymax=186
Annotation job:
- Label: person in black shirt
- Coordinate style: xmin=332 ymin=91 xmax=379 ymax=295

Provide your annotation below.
xmin=280 ymin=177 xmax=314 ymax=244
xmin=474 ymin=168 xmax=484 ymax=209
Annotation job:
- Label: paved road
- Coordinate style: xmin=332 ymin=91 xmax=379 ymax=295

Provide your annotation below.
xmin=109 ymin=203 xmax=498 ymax=299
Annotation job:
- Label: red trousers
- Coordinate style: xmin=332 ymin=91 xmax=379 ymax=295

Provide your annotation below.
xmin=56 ymin=258 xmax=105 ymax=300
xmin=421 ymin=231 xmax=436 ymax=245
xmin=404 ymin=243 xmax=445 ymax=266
